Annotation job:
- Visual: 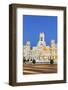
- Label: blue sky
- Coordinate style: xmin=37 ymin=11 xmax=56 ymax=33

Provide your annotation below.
xmin=23 ymin=15 xmax=57 ymax=47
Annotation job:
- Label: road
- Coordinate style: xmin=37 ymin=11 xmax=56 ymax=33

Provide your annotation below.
xmin=23 ymin=64 xmax=57 ymax=75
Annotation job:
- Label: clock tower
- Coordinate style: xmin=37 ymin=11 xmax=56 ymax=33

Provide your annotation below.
xmin=37 ymin=32 xmax=46 ymax=46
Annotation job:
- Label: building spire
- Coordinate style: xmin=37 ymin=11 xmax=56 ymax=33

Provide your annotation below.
xmin=37 ymin=32 xmax=46 ymax=46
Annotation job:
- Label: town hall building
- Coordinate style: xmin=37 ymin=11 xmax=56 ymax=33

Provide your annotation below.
xmin=23 ymin=32 xmax=57 ymax=64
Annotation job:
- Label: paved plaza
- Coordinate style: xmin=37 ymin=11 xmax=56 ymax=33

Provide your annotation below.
xmin=23 ymin=64 xmax=57 ymax=75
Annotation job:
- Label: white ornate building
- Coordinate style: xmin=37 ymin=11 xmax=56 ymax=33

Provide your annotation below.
xmin=23 ymin=32 xmax=57 ymax=64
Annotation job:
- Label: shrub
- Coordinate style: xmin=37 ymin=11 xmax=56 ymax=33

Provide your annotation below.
xmin=50 ymin=59 xmax=54 ymax=64
xmin=32 ymin=59 xmax=36 ymax=64
xmin=23 ymin=57 xmax=26 ymax=63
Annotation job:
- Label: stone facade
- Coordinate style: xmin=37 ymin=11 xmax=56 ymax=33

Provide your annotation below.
xmin=23 ymin=33 xmax=57 ymax=64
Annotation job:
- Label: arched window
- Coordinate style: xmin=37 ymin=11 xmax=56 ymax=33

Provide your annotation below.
xmin=41 ymin=37 xmax=43 ymax=41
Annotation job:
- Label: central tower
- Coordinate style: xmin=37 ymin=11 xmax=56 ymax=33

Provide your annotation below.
xmin=37 ymin=32 xmax=46 ymax=46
